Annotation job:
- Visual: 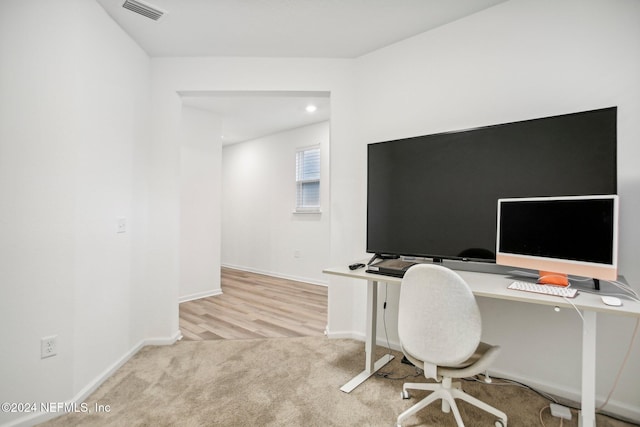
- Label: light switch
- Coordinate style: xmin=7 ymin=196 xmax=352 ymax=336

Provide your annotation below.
xmin=117 ymin=217 xmax=126 ymax=233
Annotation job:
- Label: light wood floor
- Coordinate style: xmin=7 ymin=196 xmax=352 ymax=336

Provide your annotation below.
xmin=179 ymin=267 xmax=328 ymax=341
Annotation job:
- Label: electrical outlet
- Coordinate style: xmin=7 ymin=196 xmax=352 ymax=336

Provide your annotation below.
xmin=41 ymin=335 xmax=58 ymax=359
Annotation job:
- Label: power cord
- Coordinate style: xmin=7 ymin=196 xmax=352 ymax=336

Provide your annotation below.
xmin=492 ymin=287 xmax=640 ymax=426
xmin=561 ymin=296 xmax=640 ymax=415
xmin=465 ymin=375 xmax=640 ymax=426
xmin=381 ymin=283 xmax=393 ymax=357
xmin=561 ymin=296 xmax=585 ymax=323
xmin=596 ymin=317 xmax=640 ymax=413
xmin=539 ymin=405 xmax=564 ymax=427
xmin=376 ymin=283 xmax=425 ymax=381
xmin=463 ymin=375 xmax=560 ymax=404
xmin=376 ymin=368 xmax=423 ymax=381
xmin=566 ymin=276 xmax=640 ymax=302
xmin=465 ymin=375 xmax=572 ymax=426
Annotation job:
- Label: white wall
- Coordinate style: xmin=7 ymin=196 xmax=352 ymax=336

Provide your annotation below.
xmin=149 ymin=57 xmax=359 ymax=339
xmin=148 ymin=4 xmax=640 ymax=416
xmin=0 ymin=1 xmax=174 ymax=426
xmin=355 ymin=0 xmax=640 ymax=419
xmin=3 ymin=0 xmax=638 ymax=424
xmin=179 ymin=107 xmax=223 ymax=301
xmin=221 ymin=121 xmax=331 ymax=285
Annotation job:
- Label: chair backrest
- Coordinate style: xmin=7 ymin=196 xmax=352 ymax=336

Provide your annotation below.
xmin=398 ymin=264 xmax=482 ymax=367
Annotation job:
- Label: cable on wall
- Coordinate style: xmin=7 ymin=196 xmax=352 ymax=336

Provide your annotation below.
xmin=561 ymin=294 xmax=640 ymax=417
xmin=596 ymin=317 xmax=640 ymax=413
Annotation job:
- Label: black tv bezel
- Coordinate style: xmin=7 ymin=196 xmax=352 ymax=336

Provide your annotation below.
xmin=365 ymin=107 xmax=618 ymax=264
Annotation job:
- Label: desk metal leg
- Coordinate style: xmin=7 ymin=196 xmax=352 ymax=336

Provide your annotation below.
xmin=579 ymin=310 xmax=597 ymax=427
xmin=340 ymin=280 xmax=394 ymax=393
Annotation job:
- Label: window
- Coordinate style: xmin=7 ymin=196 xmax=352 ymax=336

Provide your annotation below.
xmin=295 ymin=145 xmax=321 ymax=212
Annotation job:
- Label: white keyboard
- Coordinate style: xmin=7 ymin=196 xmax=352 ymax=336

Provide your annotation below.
xmin=508 ymin=281 xmax=578 ymax=298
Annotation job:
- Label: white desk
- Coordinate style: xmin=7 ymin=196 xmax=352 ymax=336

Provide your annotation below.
xmin=323 ymin=264 xmax=640 ymax=427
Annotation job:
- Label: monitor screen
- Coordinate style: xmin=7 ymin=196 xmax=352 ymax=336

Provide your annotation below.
xmin=366 ymin=107 xmax=617 ymax=263
xmin=496 ymin=195 xmax=618 ymax=280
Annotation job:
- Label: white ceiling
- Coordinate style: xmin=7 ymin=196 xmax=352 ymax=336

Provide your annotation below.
xmin=180 ymin=91 xmax=330 ymax=145
xmin=97 ymin=0 xmax=506 ymax=144
xmin=97 ymin=0 xmax=506 ymax=58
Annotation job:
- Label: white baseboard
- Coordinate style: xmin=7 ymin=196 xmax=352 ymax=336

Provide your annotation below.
xmin=143 ymin=330 xmax=183 ymax=346
xmin=5 ymin=331 xmax=182 ymax=427
xmin=179 ymin=289 xmax=223 ymax=303
xmin=222 ymin=263 xmax=328 ymax=287
xmin=326 ymin=330 xmax=363 ymax=341
xmin=326 ymin=331 xmax=401 ymax=351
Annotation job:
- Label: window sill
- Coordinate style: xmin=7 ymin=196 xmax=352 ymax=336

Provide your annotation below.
xmin=293 ymin=209 xmax=322 ymax=214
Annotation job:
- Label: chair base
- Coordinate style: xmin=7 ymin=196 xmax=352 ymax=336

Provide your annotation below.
xmin=397 ymin=377 xmax=507 ymax=427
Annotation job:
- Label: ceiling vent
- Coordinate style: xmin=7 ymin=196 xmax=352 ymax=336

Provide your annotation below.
xmin=122 ymin=0 xmax=165 ymax=21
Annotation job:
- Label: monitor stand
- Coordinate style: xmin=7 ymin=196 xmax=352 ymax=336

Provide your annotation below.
xmin=537 ymin=271 xmax=601 ymax=290
xmin=367 ymin=253 xmax=400 ymax=265
xmin=538 ymin=271 xmax=569 ymax=287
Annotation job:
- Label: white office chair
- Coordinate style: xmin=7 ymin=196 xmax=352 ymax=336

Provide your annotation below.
xmin=396 ymin=264 xmax=507 ymax=427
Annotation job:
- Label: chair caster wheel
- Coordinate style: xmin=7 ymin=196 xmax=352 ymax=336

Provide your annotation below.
xmin=495 ymin=419 xmax=506 ymax=427
xmin=401 ymin=390 xmax=410 ymax=399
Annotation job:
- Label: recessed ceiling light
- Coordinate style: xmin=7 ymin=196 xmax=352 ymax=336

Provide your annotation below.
xmin=305 ymin=105 xmax=317 ymax=113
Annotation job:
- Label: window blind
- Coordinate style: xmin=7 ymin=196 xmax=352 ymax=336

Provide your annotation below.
xmin=296 ymin=146 xmax=320 ymax=212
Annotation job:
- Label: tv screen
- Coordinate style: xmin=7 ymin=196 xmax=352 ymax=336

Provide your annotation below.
xmin=366 ymin=107 xmax=617 ymax=262
xmin=496 ymin=195 xmax=618 ymax=280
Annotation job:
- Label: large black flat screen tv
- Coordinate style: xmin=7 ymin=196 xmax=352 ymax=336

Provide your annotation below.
xmin=366 ymin=107 xmax=617 ymax=263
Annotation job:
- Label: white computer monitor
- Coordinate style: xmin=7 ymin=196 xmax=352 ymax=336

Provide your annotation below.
xmin=496 ymin=194 xmax=619 ymax=281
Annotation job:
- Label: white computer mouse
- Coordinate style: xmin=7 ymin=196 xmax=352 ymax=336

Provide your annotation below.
xmin=601 ymin=296 xmax=622 ymax=306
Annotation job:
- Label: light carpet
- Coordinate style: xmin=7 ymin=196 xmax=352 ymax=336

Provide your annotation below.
xmin=40 ymin=337 xmax=635 ymax=426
